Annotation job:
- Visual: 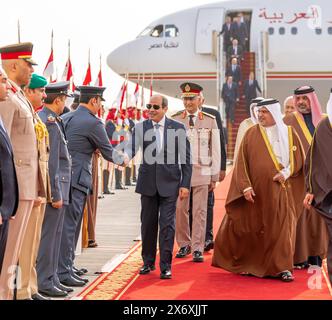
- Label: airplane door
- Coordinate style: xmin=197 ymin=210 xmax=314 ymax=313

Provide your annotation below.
xmin=195 ymin=8 xmax=224 ymax=54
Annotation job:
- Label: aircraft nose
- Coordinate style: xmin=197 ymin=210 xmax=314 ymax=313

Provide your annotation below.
xmin=107 ymin=43 xmax=131 ymax=74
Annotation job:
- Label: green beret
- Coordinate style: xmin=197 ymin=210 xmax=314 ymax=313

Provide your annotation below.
xmin=29 ymin=74 xmax=47 ymax=89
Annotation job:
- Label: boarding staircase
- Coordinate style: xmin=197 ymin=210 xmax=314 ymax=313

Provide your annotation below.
xmin=226 ymin=52 xmax=256 ymax=160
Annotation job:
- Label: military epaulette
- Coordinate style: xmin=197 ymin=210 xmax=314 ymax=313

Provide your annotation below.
xmin=171 ymin=110 xmax=185 ymax=118
xmin=201 ymin=111 xmax=216 ymax=119
xmin=47 ymin=115 xmax=56 ymax=123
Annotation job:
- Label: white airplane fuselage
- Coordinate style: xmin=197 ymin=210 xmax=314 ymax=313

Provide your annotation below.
xmin=107 ymin=0 xmax=332 ymax=108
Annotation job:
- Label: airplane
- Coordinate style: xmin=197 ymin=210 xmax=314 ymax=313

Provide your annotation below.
xmin=107 ymin=0 xmax=332 ymax=110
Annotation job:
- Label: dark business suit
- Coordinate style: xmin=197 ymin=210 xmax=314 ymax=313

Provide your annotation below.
xmin=231 ymin=22 xmax=248 ymax=48
xmin=244 ymin=79 xmax=262 ymax=115
xmin=127 ymin=117 xmax=192 ymax=272
xmin=0 ymin=119 xmax=18 ymax=271
xmin=220 ymin=23 xmax=232 ymax=51
xmin=222 ymin=82 xmax=239 ymax=123
xmin=226 ymin=65 xmax=242 ymax=84
xmin=227 ymin=44 xmax=244 ymax=62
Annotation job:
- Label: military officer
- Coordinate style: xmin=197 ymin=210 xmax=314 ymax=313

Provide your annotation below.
xmin=36 ymin=81 xmax=74 ymax=297
xmin=173 ymin=83 xmax=221 ymax=262
xmin=16 ymin=74 xmax=50 ymax=300
xmin=0 ymin=42 xmax=44 ymax=300
xmin=0 ymin=67 xmax=19 ymax=274
xmin=58 ymin=86 xmax=125 ymax=285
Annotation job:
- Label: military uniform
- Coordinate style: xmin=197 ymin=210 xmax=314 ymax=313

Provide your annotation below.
xmin=173 ymin=83 xmax=221 ymax=262
xmin=17 ymin=74 xmax=51 ymax=300
xmin=0 ymin=42 xmax=42 ymax=300
xmin=36 ymin=82 xmax=73 ymax=297
xmin=58 ymin=86 xmax=124 ymax=283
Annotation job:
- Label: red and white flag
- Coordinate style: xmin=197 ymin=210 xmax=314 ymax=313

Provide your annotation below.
xmin=94 ymin=69 xmax=103 ymax=87
xmin=133 ymin=82 xmax=139 ymax=106
xmin=115 ymin=81 xmax=127 ymax=110
xmin=43 ymin=49 xmax=54 ymax=79
xmin=83 ymin=63 xmax=92 ymax=85
xmin=62 ymin=58 xmax=73 ymax=81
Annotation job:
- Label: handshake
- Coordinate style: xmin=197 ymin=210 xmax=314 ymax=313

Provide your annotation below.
xmin=117 ymin=151 xmax=130 ymax=167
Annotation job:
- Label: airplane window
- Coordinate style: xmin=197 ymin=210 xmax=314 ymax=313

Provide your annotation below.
xmin=150 ymin=25 xmax=164 ymax=37
xmin=291 ymin=27 xmax=298 ymax=35
xmin=328 ymin=27 xmax=332 ymax=35
xmin=268 ymin=27 xmax=274 ymax=35
xmin=279 ymin=27 xmax=285 ymax=35
xmin=138 ymin=27 xmax=153 ymax=37
xmin=315 ymin=28 xmax=322 ymax=35
xmin=165 ymin=25 xmax=179 ymax=38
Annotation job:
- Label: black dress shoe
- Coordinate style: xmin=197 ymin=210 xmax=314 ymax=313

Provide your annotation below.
xmin=71 ymin=272 xmax=89 ymax=283
xmin=39 ymin=287 xmax=68 ymax=298
xmin=55 ymin=283 xmax=74 ymax=293
xmin=176 ymin=245 xmax=191 ymax=258
xmin=139 ymin=265 xmax=156 ymax=275
xmin=160 ymin=270 xmax=172 ymax=279
xmin=60 ymin=276 xmax=86 ymax=287
xmin=193 ymin=251 xmax=204 ymax=262
xmin=73 ymin=266 xmax=88 ymax=274
xmin=204 ymin=240 xmax=214 ymax=252
xmin=32 ymin=293 xmax=51 ymax=301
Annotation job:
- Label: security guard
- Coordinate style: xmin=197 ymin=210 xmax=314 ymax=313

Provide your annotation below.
xmin=58 ymin=86 xmax=125 ymax=285
xmin=173 ymin=83 xmax=221 ymax=262
xmin=37 ymin=81 xmax=74 ymax=297
xmin=0 ymin=42 xmax=43 ymax=300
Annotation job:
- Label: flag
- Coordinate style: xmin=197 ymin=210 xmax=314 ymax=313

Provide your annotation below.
xmin=43 ymin=31 xmax=55 ymax=79
xmin=94 ymin=69 xmax=103 ymax=87
xmin=62 ymin=58 xmax=73 ymax=81
xmin=43 ymin=50 xmax=54 ymax=79
xmin=116 ymin=81 xmax=127 ymax=111
xmin=133 ymin=82 xmax=139 ymax=106
xmin=94 ymin=54 xmax=103 ymax=87
xmin=83 ymin=49 xmax=92 ymax=85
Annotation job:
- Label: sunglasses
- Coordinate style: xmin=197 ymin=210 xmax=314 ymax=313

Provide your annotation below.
xmin=146 ymin=104 xmax=161 ymax=110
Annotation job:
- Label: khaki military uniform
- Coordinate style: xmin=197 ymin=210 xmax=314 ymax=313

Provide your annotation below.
xmin=0 ymin=80 xmax=44 ymax=300
xmin=172 ymin=110 xmax=221 ymax=253
xmin=17 ymin=113 xmax=50 ymax=299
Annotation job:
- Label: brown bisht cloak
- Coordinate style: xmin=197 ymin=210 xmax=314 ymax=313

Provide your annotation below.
xmin=284 ymin=112 xmax=328 ymax=263
xmin=212 ymin=124 xmax=305 ymax=277
xmin=305 ymin=116 xmax=332 ymax=220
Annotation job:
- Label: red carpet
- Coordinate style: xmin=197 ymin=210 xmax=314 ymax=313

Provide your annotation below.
xmin=118 ymin=172 xmax=332 ymax=300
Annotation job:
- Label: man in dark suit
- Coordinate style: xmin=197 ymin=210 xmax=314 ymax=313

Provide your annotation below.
xmin=231 ymin=16 xmax=248 ymax=49
xmin=0 ymin=67 xmax=19 ymax=271
xmin=199 ymin=93 xmax=227 ymax=251
xmin=226 ymin=58 xmax=242 ymax=84
xmin=227 ymin=39 xmax=244 ymax=63
xmin=125 ymin=94 xmax=192 ymax=279
xmin=220 ymin=16 xmax=233 ymax=52
xmin=222 ymin=76 xmax=239 ymax=124
xmin=59 ymin=86 xmax=125 ymax=286
xmin=243 ymin=72 xmax=262 ymax=116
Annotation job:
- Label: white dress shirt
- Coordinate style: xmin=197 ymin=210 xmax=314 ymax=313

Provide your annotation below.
xmin=152 ymin=115 xmax=166 ymax=149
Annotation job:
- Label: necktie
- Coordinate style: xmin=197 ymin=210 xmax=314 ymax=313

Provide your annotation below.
xmin=154 ymin=123 xmax=162 ymax=153
xmin=189 ymin=115 xmax=195 ymax=128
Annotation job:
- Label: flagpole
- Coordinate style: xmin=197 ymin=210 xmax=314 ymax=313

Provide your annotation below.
xmin=17 ymin=20 xmax=21 ymax=43
xmin=50 ymin=30 xmax=54 ymax=83
xmin=141 ymin=73 xmax=145 ymax=109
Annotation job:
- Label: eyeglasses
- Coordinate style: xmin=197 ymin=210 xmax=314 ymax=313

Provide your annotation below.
xmin=146 ymin=104 xmax=161 ymax=110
